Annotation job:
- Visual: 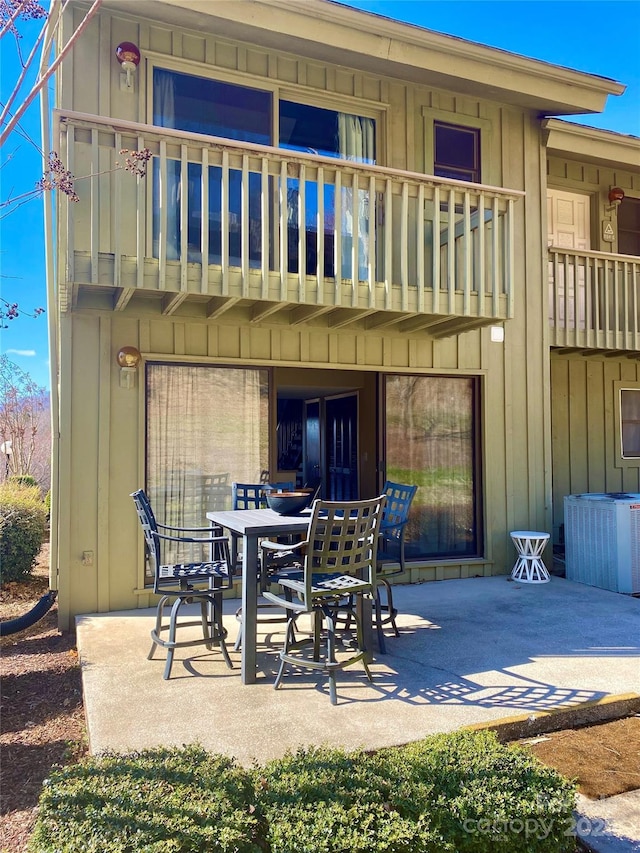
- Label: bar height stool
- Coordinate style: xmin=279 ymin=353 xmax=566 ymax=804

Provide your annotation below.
xmin=509 ymin=531 xmax=551 ymax=584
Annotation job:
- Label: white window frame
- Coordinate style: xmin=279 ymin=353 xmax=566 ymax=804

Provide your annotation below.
xmin=614 ymin=381 xmax=640 ymax=466
xmin=422 ymin=107 xmax=493 ymax=184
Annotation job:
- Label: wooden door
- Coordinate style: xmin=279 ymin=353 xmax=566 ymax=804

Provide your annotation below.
xmin=547 ymin=189 xmax=591 ymax=329
xmin=325 ymin=393 xmax=359 ymax=500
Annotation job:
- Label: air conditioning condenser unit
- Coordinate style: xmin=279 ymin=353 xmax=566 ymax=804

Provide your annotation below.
xmin=564 ymin=493 xmax=640 ymax=594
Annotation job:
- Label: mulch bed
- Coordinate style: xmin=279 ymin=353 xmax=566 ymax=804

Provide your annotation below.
xmin=1 ymin=548 xmax=87 ymax=853
xmin=519 ymin=715 xmax=640 ymax=799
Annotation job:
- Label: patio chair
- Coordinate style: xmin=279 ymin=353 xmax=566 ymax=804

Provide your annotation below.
xmin=232 ymin=481 xmax=294 ymax=510
xmin=262 ymin=494 xmax=386 ymax=705
xmin=376 ymin=480 xmax=418 ymax=643
xmin=230 ymin=481 xmax=295 ymax=568
xmin=131 ymin=489 xmax=234 ymax=679
xmin=337 ymin=481 xmax=417 ymax=653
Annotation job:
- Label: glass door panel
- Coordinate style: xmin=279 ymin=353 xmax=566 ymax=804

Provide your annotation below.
xmin=384 ymin=374 xmax=480 ymax=559
xmin=146 ymin=365 xmax=269 ymax=539
xmin=152 ymin=68 xmax=271 ymax=266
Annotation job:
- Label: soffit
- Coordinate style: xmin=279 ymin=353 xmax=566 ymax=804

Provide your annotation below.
xmin=100 ymin=0 xmax=624 ymax=116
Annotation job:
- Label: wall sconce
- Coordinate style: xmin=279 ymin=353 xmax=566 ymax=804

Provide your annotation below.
xmin=607 ymin=186 xmax=625 ymax=211
xmin=115 ymin=41 xmax=140 ymax=92
xmin=117 ymin=345 xmax=142 ymax=389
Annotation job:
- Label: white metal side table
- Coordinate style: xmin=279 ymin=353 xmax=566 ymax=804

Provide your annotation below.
xmin=509 ymin=531 xmax=551 ymax=583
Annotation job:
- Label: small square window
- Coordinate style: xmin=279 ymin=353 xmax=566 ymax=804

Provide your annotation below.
xmin=434 ymin=122 xmax=480 ymax=183
xmin=618 ymin=197 xmax=640 ymax=257
xmin=621 ymin=388 xmax=640 ymax=458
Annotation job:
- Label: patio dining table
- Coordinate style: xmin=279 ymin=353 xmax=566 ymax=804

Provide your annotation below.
xmin=206 ymin=507 xmax=374 ymax=684
xmin=206 ymin=507 xmax=312 ymax=683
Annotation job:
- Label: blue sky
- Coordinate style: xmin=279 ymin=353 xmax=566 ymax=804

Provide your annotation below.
xmin=1 ymin=0 xmax=639 ymax=390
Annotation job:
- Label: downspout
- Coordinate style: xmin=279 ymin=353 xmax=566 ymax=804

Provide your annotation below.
xmin=39 ymin=9 xmax=60 ymax=596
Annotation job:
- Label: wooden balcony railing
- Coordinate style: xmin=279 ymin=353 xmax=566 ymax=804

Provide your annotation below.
xmin=55 ymin=110 xmax=524 ymax=334
xmin=548 ymin=247 xmax=640 ymax=352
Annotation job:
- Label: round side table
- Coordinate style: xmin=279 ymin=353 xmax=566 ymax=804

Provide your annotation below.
xmin=509 ymin=531 xmax=551 ymax=583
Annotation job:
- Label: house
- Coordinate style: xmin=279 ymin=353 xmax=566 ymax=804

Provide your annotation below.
xmin=44 ymin=0 xmax=639 ymax=629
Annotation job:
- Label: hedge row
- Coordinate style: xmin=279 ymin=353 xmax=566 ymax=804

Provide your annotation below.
xmin=0 ymin=483 xmax=48 ymax=584
xmin=29 ymin=730 xmax=577 ymax=853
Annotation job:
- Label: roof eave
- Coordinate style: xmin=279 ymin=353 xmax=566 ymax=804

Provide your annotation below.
xmin=100 ymin=0 xmax=625 ymax=115
xmin=543 ymin=119 xmax=640 ymax=170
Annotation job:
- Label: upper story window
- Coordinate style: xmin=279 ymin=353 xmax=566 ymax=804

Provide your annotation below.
xmin=618 ymin=197 xmax=640 ymax=257
xmin=279 ymin=101 xmax=375 ymax=163
xmin=150 ymin=66 xmax=378 ymax=278
xmin=434 ymin=121 xmax=480 ymax=183
xmin=153 ymin=68 xmax=272 ymax=143
xmin=152 ymin=67 xmax=376 ymax=163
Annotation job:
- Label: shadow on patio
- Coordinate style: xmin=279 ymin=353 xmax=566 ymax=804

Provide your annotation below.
xmin=76 ymin=575 xmax=640 ymax=767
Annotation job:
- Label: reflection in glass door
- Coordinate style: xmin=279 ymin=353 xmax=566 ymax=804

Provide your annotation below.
xmin=384 ymin=375 xmax=481 ymax=560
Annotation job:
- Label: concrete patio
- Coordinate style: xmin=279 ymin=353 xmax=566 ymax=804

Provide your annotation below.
xmin=76 ymin=574 xmax=640 ymax=767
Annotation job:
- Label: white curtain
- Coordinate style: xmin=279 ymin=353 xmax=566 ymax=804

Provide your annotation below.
xmin=338 ymin=114 xmax=375 ymax=281
xmin=146 ymin=365 xmax=269 ymax=571
xmin=338 ymin=114 xmax=375 ymax=164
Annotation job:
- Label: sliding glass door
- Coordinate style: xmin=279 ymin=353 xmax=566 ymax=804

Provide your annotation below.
xmin=384 ymin=374 xmax=482 ymax=560
xmin=151 ymin=67 xmax=377 ymax=279
xmin=146 ymin=364 xmax=269 ymax=532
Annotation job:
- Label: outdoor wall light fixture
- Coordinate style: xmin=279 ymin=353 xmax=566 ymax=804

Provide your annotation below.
xmin=115 ymin=41 xmax=140 ymax=92
xmin=117 ymin=346 xmax=142 ymax=389
xmin=607 ymin=186 xmax=625 ymax=210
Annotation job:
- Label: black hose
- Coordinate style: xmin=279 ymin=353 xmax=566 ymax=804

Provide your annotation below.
xmin=0 ymin=590 xmax=57 ymax=637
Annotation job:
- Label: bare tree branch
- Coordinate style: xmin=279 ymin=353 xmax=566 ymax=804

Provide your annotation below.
xmin=0 ymin=0 xmax=103 ymax=148
xmin=0 ymin=13 xmax=47 ymax=131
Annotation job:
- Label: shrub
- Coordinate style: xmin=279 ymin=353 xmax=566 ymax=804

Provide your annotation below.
xmin=8 ymin=474 xmax=40 ymax=490
xmin=29 ymin=746 xmax=264 ymax=853
xmin=377 ymin=730 xmax=576 ymax=853
xmin=0 ymin=483 xmax=48 ymax=584
xmin=256 ymin=734 xmax=576 ymax=853
xmin=29 ymin=733 xmax=576 ymax=853
xmin=256 ymin=745 xmax=447 ymax=852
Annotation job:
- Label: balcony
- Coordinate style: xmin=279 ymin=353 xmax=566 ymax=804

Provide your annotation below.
xmin=55 ymin=110 xmax=523 ymax=337
xmin=548 ymin=247 xmax=640 ymax=354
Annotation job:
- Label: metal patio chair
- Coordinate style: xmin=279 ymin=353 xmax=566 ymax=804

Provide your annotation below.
xmin=262 ymin=494 xmax=386 ymax=705
xmin=131 ymin=489 xmax=233 ymax=679
xmin=337 ymin=481 xmax=418 ymax=653
xmin=376 ymin=480 xmax=418 ymax=644
xmin=230 ymin=481 xmax=295 ymax=570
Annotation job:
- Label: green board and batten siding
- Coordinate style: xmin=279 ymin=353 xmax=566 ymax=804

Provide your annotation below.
xmin=551 ymin=356 xmax=640 ymax=543
xmin=54 ymin=4 xmax=550 ymax=626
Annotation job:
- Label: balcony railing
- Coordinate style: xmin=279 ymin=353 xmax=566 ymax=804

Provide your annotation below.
xmin=548 ymin=247 xmax=640 ymax=352
xmin=55 ymin=110 xmax=523 ymax=334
